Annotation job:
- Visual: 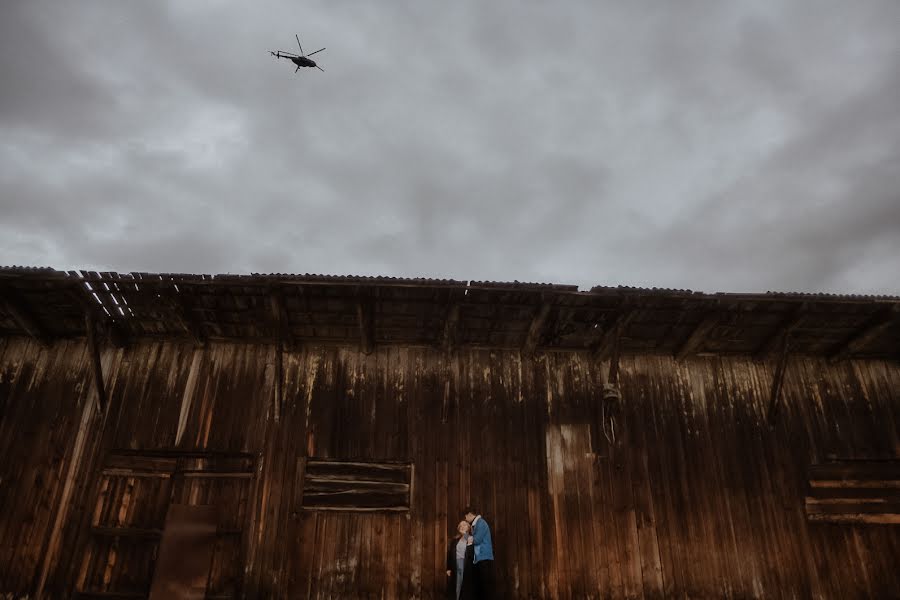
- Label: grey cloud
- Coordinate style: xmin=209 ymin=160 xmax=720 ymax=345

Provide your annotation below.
xmin=1 ymin=0 xmax=899 ymax=293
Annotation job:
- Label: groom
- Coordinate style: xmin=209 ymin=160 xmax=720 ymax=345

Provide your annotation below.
xmin=464 ymin=506 xmax=494 ymax=599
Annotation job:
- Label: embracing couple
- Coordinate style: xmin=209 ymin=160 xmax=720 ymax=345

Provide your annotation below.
xmin=445 ymin=506 xmax=494 ymax=600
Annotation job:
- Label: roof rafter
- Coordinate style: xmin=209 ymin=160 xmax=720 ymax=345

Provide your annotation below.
xmin=754 ymin=302 xmax=809 ymax=362
xmin=357 ymin=294 xmax=376 ymax=355
xmin=766 ymin=334 xmax=791 ymax=424
xmin=522 ymin=303 xmax=553 ymax=357
xmin=590 ymin=305 xmax=637 ymax=360
xmin=674 ymin=310 xmax=721 ymax=361
xmin=442 ymin=303 xmax=461 ymax=354
xmin=268 ymin=286 xmax=292 ymax=344
xmin=0 ymin=285 xmax=52 ymax=345
xmin=829 ymin=305 xmax=900 ymax=362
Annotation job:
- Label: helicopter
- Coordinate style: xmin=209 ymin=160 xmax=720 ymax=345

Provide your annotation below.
xmin=270 ymin=35 xmax=325 ymax=73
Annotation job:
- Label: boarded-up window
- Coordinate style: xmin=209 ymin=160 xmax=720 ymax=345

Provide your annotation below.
xmin=806 ymin=460 xmax=900 ymax=525
xmin=78 ymin=450 xmax=254 ymax=598
xmin=301 ymin=459 xmax=412 ymax=512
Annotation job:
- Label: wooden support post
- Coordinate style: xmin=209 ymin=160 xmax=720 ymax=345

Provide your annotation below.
xmin=0 ymin=285 xmax=51 ymax=346
xmin=357 ymin=297 xmax=375 ymax=355
xmin=608 ymin=325 xmax=621 ymax=385
xmin=754 ymin=303 xmax=808 ymax=362
xmin=274 ymin=340 xmax=283 ymax=423
xmin=85 ymin=311 xmax=107 ymax=413
xmin=442 ymin=303 xmax=460 ymax=354
xmin=766 ymin=334 xmax=790 ymax=424
xmin=675 ymin=311 xmax=720 ymax=361
xmin=522 ymin=303 xmax=552 ymax=357
xmin=269 ymin=288 xmax=292 ymax=345
xmin=177 ymin=293 xmax=206 ymax=348
xmin=829 ymin=305 xmax=899 ymax=363
xmin=591 ymin=308 xmax=637 ymax=361
xmin=35 ymin=346 xmax=103 ymax=598
xmin=175 ymin=349 xmax=203 ymax=446
xmin=269 ymin=288 xmax=290 ymax=422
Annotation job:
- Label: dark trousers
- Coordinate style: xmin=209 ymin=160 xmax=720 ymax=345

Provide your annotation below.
xmin=473 ymin=559 xmax=494 ymax=600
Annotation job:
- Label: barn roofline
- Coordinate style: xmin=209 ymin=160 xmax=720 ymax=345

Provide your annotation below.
xmin=1 ymin=266 xmax=898 ymax=360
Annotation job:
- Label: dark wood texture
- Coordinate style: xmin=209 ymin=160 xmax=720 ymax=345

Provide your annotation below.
xmin=147 ymin=504 xmax=218 ymax=599
xmin=806 ymin=460 xmax=900 ymax=524
xmin=85 ymin=311 xmax=107 ymax=413
xmin=0 ymin=285 xmax=51 ymax=345
xmin=301 ymin=460 xmax=411 ymax=511
xmin=766 ymin=334 xmax=791 ymax=423
xmin=523 ymin=304 xmax=553 ymax=357
xmin=830 ymin=306 xmax=900 ymax=362
xmin=674 ymin=311 xmax=720 ymax=361
xmin=66 ymin=449 xmax=253 ymax=598
xmin=1 ymin=332 xmax=899 ymax=597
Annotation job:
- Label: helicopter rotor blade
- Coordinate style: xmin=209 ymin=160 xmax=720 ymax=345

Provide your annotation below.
xmin=307 ymin=47 xmax=325 ymax=57
xmin=296 ymin=34 xmax=304 ymax=56
xmin=316 ymin=65 xmax=325 ymax=72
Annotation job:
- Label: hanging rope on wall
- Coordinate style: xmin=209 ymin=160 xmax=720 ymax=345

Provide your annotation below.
xmin=601 ymin=323 xmax=623 ymax=446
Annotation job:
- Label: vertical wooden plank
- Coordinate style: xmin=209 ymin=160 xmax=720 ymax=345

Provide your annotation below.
xmin=35 ymin=340 xmax=109 ymax=599
xmin=627 ymin=362 xmax=665 ymax=599
xmin=148 ymin=504 xmax=218 ymax=600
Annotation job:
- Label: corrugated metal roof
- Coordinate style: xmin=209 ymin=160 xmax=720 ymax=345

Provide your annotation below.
xmin=0 ymin=267 xmax=898 ymax=359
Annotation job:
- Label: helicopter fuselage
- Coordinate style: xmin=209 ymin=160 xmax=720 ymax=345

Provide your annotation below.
xmin=291 ymin=56 xmax=317 ymax=68
xmin=270 ymin=37 xmax=325 ymax=73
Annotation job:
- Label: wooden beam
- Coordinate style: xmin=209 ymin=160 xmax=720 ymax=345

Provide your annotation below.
xmin=522 ymin=303 xmax=552 ymax=357
xmin=105 ymin=320 xmax=131 ymax=349
xmin=541 ymin=307 xmax=577 ymax=347
xmin=608 ymin=325 xmax=622 ymax=385
xmin=674 ymin=311 xmax=720 ymax=361
xmin=0 ymin=285 xmax=51 ymax=345
xmin=766 ymin=335 xmax=790 ymax=424
xmin=161 ymin=288 xmax=206 ymax=347
xmin=85 ymin=311 xmax=107 ymax=413
xmin=34 ymin=345 xmax=103 ymax=598
xmin=269 ymin=287 xmax=292 ymax=345
xmin=268 ymin=287 xmax=289 ymax=423
xmin=829 ymin=305 xmax=900 ymax=362
xmin=590 ymin=308 xmax=637 ymax=360
xmin=442 ymin=303 xmax=461 ymax=354
xmin=357 ymin=297 xmax=375 ymax=355
xmin=754 ymin=303 xmax=808 ymax=362
xmin=274 ymin=338 xmax=283 ymax=423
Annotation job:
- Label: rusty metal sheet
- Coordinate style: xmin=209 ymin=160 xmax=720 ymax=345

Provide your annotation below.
xmin=148 ymin=503 xmax=218 ymax=600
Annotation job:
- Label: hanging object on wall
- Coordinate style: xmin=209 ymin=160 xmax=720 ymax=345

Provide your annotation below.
xmin=600 ymin=382 xmax=620 ymax=445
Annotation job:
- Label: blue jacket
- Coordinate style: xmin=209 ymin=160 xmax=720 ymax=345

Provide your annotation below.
xmin=471 ymin=516 xmax=494 ymax=563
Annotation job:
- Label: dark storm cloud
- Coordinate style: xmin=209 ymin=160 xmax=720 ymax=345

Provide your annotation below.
xmin=1 ymin=0 xmax=899 ymax=294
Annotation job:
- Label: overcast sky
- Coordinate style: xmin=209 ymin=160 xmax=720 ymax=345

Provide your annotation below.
xmin=1 ymin=1 xmax=899 ymax=294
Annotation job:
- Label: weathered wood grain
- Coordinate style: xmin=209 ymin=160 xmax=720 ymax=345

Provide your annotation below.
xmin=1 ymin=335 xmax=899 ymax=598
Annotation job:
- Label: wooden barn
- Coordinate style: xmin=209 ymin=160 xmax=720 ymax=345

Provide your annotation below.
xmin=0 ymin=266 xmax=898 ymax=599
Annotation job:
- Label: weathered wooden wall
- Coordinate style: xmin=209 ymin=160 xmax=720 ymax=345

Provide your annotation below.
xmin=1 ymin=336 xmax=898 ymax=599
